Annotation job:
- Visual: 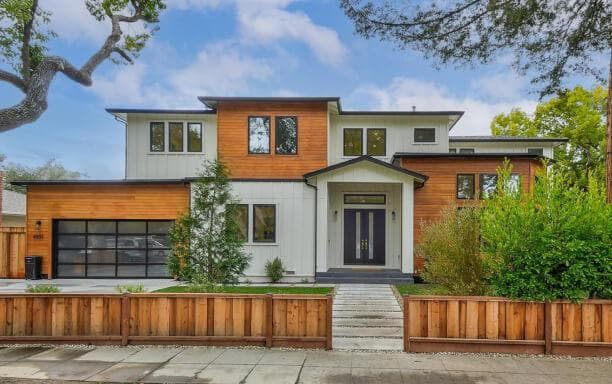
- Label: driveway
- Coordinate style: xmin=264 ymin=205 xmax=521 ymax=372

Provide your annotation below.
xmin=0 ymin=345 xmax=608 ymax=383
xmin=0 ymin=279 xmax=178 ymax=293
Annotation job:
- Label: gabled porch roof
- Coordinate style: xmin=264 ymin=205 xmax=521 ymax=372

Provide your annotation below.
xmin=303 ymin=156 xmax=428 ymax=184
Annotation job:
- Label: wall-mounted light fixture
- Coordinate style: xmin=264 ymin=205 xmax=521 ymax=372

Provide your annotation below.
xmin=34 ymin=220 xmax=43 ymax=240
xmin=391 ymin=211 xmax=396 ymax=221
xmin=334 ymin=210 xmax=338 ymax=220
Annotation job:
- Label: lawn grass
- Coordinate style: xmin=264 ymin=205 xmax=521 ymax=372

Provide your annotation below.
xmin=154 ymin=285 xmax=333 ymax=295
xmin=394 ymin=283 xmax=451 ymax=296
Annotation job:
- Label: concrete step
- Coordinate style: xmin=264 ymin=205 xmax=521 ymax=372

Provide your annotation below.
xmin=334 ymin=305 xmax=401 ymax=312
xmin=334 ymin=300 xmax=399 ymax=306
xmin=333 ymin=336 xmax=403 ymax=351
xmin=333 ymin=310 xmax=403 ymax=319
xmin=333 ymin=318 xmax=403 ymax=327
xmin=333 ymin=326 xmax=403 ymax=338
xmin=317 ymin=276 xmax=413 ymax=284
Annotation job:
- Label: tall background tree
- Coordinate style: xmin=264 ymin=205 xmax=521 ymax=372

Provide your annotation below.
xmin=0 ymin=0 xmax=166 ymax=133
xmin=341 ymin=0 xmax=612 ymax=202
xmin=491 ymin=86 xmax=607 ymax=189
xmin=0 ymin=154 xmax=84 ymax=193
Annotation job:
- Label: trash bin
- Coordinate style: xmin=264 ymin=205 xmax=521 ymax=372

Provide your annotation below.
xmin=25 ymin=256 xmax=42 ymax=280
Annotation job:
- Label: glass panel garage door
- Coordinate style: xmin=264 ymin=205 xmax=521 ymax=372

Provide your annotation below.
xmin=54 ymin=220 xmax=172 ymax=278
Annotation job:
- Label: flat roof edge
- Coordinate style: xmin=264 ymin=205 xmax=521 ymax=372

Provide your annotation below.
xmin=11 ymin=179 xmax=188 ymax=186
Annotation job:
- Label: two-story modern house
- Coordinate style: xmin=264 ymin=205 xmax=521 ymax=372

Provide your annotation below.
xmin=14 ymin=97 xmax=566 ymax=282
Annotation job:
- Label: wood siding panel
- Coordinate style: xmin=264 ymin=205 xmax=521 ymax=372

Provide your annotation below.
xmin=216 ymin=101 xmax=328 ymax=178
xmin=25 ymin=183 xmax=189 ymax=278
xmin=400 ymin=157 xmax=542 ymax=272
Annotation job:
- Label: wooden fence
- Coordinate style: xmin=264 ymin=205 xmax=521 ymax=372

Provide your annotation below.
xmin=0 ymin=293 xmax=333 ymax=349
xmin=0 ymin=227 xmax=26 ymax=278
xmin=403 ymin=296 xmax=611 ymax=357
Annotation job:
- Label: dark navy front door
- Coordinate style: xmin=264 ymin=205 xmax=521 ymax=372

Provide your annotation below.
xmin=343 ymin=209 xmax=385 ymax=265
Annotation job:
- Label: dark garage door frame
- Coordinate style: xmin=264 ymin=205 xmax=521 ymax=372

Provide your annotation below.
xmin=52 ymin=219 xmax=173 ymax=279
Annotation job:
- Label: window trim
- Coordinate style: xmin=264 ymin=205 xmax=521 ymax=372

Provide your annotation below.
xmin=413 ymin=127 xmax=437 ymax=144
xmin=479 ymin=173 xmax=498 ymax=200
xmin=252 ymin=204 xmax=276 ymax=243
xmin=366 ymin=128 xmax=387 ymax=157
xmin=343 ymin=128 xmax=363 ymax=157
xmin=235 ymin=204 xmax=249 ymax=242
xmin=168 ymin=122 xmax=184 ymax=152
xmin=149 ymin=122 xmax=165 ymax=152
xmin=456 ymin=173 xmax=476 ymax=200
xmin=275 ymin=116 xmax=298 ymax=155
xmin=248 ymin=116 xmax=271 ymax=155
xmin=187 ymin=122 xmax=203 ymax=152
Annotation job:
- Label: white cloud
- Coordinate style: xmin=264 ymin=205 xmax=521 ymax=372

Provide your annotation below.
xmin=347 ymin=77 xmax=538 ymax=135
xmin=470 ymin=73 xmax=526 ymax=101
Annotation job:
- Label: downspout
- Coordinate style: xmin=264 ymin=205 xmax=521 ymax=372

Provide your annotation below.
xmin=304 ymin=178 xmax=317 ymax=279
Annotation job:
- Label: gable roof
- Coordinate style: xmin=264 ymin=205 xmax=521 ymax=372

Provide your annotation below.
xmin=303 ymin=156 xmax=428 ymax=182
xmin=2 ymin=190 xmax=26 ymax=216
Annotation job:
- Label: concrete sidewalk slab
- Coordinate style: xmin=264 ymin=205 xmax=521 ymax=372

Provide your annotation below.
xmin=169 ymin=348 xmax=224 ymax=364
xmin=303 ymin=351 xmax=353 ymax=368
xmin=243 ymin=364 xmax=301 ymax=384
xmin=298 ymin=366 xmax=351 ymax=384
xmin=142 ymin=363 xmax=206 ymax=383
xmin=214 ymin=349 xmax=265 ymax=365
xmin=0 ymin=361 xmax=59 ymax=378
xmin=28 ymin=361 xmax=113 ymax=381
xmin=75 ymin=347 xmax=139 ymax=362
xmin=123 ymin=347 xmax=181 ymax=363
xmin=334 ymin=337 xmax=403 ymax=351
xmin=196 ymin=364 xmax=254 ymax=384
xmin=86 ymin=362 xmax=159 ymax=382
xmin=333 ymin=326 xmax=402 ymax=337
xmin=258 ymin=350 xmax=306 ymax=365
xmin=0 ymin=347 xmax=51 ymax=361
xmin=351 ymin=367 xmax=403 ymax=384
xmin=26 ymin=348 xmax=88 ymax=361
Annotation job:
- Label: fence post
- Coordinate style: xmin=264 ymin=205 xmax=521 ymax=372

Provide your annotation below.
xmin=121 ymin=293 xmax=130 ymax=346
xmin=326 ymin=294 xmax=333 ymax=350
xmin=404 ymin=296 xmax=410 ymax=352
xmin=265 ymin=294 xmax=273 ymax=348
xmin=544 ymin=301 xmax=552 ymax=355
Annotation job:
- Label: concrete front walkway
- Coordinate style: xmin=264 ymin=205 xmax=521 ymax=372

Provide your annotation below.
xmin=0 ymin=346 xmax=608 ymax=384
xmin=333 ymin=284 xmax=403 ymax=351
xmin=0 ymin=279 xmax=177 ymax=293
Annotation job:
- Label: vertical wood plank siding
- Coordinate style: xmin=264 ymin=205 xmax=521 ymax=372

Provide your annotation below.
xmin=25 ymin=183 xmax=190 ymax=278
xmin=403 ymin=296 xmax=612 ymax=357
xmin=400 ymin=157 xmax=542 ymax=272
xmin=0 ymin=227 xmax=26 ymax=278
xmin=216 ymin=101 xmax=328 ymax=178
xmin=0 ymin=293 xmax=332 ymax=349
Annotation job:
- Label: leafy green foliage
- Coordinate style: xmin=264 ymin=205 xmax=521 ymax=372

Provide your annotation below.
xmin=25 ymin=284 xmax=59 ymax=293
xmin=417 ymin=205 xmax=491 ymax=296
xmin=265 ymin=257 xmax=285 ymax=283
xmin=0 ymin=156 xmax=84 ymax=193
xmin=168 ymin=159 xmax=250 ymax=287
xmin=115 ymin=283 xmax=146 ymax=293
xmin=155 ymin=285 xmax=332 ymax=295
xmin=492 ymin=86 xmax=607 ymax=188
xmin=481 ymin=164 xmax=612 ymax=301
xmin=394 ymin=284 xmax=450 ymax=296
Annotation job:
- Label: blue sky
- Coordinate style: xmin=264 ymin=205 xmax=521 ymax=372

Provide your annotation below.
xmin=0 ymin=0 xmax=602 ymax=179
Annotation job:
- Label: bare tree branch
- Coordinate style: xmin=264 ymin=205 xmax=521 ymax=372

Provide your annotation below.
xmin=0 ymin=69 xmax=27 ymax=92
xmin=20 ymin=0 xmax=38 ymax=81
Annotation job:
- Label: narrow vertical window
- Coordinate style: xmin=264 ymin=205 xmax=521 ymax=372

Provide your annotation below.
xmin=228 ymin=204 xmax=249 ymax=242
xmin=479 ymin=174 xmax=498 ymax=199
xmin=343 ymin=128 xmax=363 ymax=156
xmin=457 ymin=174 xmax=475 ymax=199
xmin=275 ymin=116 xmax=298 ymax=154
xmin=248 ymin=116 xmax=270 ymax=154
xmin=366 ymin=128 xmax=386 ymax=156
xmin=187 ymin=123 xmax=202 ymax=152
xmin=150 ymin=122 xmax=164 ymax=152
xmin=169 ymin=122 xmax=184 ymax=152
xmin=253 ymin=204 xmax=276 ymax=243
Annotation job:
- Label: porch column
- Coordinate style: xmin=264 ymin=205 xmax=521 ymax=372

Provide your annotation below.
xmin=401 ymin=180 xmax=414 ymax=274
xmin=315 ymin=180 xmax=328 ymax=272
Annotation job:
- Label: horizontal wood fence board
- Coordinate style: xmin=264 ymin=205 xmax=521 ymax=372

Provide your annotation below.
xmin=403 ymin=296 xmax=611 ymax=357
xmin=0 ymin=293 xmax=332 ymax=349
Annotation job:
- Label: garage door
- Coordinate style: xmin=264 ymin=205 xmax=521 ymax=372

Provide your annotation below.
xmin=53 ymin=220 xmax=173 ymax=278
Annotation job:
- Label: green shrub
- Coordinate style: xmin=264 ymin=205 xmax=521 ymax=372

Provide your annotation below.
xmin=481 ymin=164 xmax=612 ymax=301
xmin=115 ymin=283 xmax=146 ymax=293
xmin=417 ymin=205 xmax=491 ymax=295
xmin=25 ymin=284 xmax=60 ymax=293
xmin=265 ymin=257 xmax=285 ymax=283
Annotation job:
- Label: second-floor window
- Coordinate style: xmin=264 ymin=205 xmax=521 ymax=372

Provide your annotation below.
xmin=275 ymin=116 xmax=298 ymax=155
xmin=249 ymin=116 xmax=270 ymax=154
xmin=366 ymin=128 xmax=386 ymax=156
xmin=188 ymin=123 xmax=202 ymax=152
xmin=414 ymin=128 xmax=436 ymax=143
xmin=343 ymin=128 xmax=363 ymax=156
xmin=150 ymin=122 xmax=165 ymax=152
xmin=169 ymin=122 xmax=184 ymax=152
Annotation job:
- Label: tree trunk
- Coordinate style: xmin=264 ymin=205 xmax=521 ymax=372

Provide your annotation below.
xmin=607 ymin=50 xmax=612 ymax=203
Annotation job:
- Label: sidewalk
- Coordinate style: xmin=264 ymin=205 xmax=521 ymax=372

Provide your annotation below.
xmin=0 ymin=345 xmax=608 ymax=383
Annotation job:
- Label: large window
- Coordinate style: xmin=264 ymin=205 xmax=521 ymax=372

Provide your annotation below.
xmin=54 ymin=220 xmax=172 ymax=278
xmin=457 ymin=174 xmax=475 ymax=199
xmin=414 ymin=128 xmax=436 ymax=143
xmin=248 ymin=116 xmax=270 ymax=154
xmin=343 ymin=128 xmax=363 ymax=156
xmin=253 ymin=205 xmax=276 ymax=243
xmin=188 ymin=123 xmax=202 ymax=152
xmin=275 ymin=116 xmax=298 ymax=155
xmin=366 ymin=128 xmax=386 ymax=156
xmin=169 ymin=122 xmax=184 ymax=152
xmin=150 ymin=122 xmax=165 ymax=152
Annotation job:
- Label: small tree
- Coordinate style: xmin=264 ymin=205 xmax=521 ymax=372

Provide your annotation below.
xmin=417 ymin=204 xmax=490 ymax=296
xmin=481 ymin=164 xmax=612 ymax=301
xmin=168 ymin=160 xmax=250 ymax=288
